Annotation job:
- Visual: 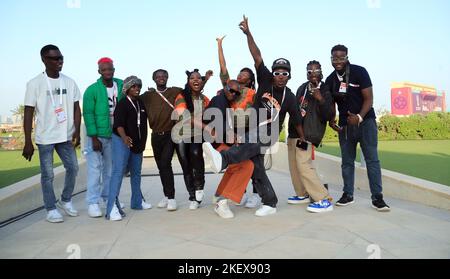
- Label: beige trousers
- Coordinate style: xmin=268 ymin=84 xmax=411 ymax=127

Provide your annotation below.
xmin=287 ymin=138 xmax=331 ymax=202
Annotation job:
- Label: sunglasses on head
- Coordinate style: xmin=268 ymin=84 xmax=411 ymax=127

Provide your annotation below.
xmin=45 ymin=55 xmax=64 ymax=61
xmin=273 ymin=71 xmax=290 ymax=77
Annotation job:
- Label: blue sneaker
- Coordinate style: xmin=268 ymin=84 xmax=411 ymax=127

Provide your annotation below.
xmin=287 ymin=195 xmax=310 ymax=204
xmin=307 ymin=199 xmax=333 ymax=213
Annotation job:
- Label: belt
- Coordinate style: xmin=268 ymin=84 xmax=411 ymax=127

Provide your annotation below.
xmin=152 ymin=131 xmax=171 ymax=136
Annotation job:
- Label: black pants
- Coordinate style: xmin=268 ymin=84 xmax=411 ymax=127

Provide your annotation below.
xmin=177 ymin=141 xmax=205 ymax=202
xmin=151 ymin=132 xmax=193 ymax=200
xmin=151 ymin=132 xmax=176 ymax=199
xmin=221 ymin=137 xmax=277 ymax=207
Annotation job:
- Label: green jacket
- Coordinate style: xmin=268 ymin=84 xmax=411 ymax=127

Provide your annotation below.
xmin=83 ymin=77 xmax=124 ymax=138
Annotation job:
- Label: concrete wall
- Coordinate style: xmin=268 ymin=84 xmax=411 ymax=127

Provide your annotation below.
xmin=272 ymin=144 xmax=450 ymax=210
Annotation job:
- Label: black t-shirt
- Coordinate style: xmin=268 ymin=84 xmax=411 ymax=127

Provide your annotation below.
xmin=325 ymin=63 xmax=376 ymax=126
xmin=113 ymin=97 xmax=148 ymax=154
xmin=254 ymin=62 xmax=302 ymax=136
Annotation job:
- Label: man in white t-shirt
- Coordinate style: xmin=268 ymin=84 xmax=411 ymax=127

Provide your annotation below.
xmin=82 ymin=57 xmax=124 ymax=218
xmin=23 ymin=44 xmax=81 ymax=223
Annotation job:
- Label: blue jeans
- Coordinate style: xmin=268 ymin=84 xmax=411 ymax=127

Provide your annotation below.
xmin=106 ymin=134 xmax=144 ymax=216
xmin=37 ymin=141 xmax=79 ymax=211
xmin=84 ymin=136 xmax=112 ymax=205
xmin=338 ymin=118 xmax=383 ymax=200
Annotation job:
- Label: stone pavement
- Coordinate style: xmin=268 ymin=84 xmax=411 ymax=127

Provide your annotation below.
xmin=0 ymin=158 xmax=449 ymax=259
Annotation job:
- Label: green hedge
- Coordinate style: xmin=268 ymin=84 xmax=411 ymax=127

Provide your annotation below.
xmin=323 ymin=112 xmax=450 ymax=142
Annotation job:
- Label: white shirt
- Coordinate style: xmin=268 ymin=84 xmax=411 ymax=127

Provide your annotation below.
xmin=24 ymin=72 xmax=81 ymax=144
xmin=106 ymin=81 xmax=117 ymax=127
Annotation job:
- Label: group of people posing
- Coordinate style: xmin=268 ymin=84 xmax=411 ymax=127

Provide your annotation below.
xmin=22 ymin=16 xmax=390 ymax=223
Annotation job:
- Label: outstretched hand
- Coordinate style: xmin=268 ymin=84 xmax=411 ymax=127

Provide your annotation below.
xmin=239 ymin=15 xmax=250 ymax=35
xmin=216 ymin=35 xmax=226 ymax=44
xmin=204 ymin=70 xmax=214 ymax=81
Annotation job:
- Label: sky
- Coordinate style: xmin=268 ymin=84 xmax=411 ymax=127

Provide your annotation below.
xmin=0 ymin=0 xmax=449 ymax=116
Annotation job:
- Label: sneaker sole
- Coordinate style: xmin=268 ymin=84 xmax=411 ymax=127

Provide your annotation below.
xmin=371 ymin=204 xmax=391 ymax=212
xmin=287 ymin=199 xmax=310 ymax=205
xmin=307 ymin=206 xmax=334 ymax=213
xmin=88 ymin=213 xmax=103 ymax=218
xmin=335 ymin=200 xmax=355 ymax=207
xmin=46 ymin=218 xmax=64 ymax=223
xmin=255 ymin=210 xmax=277 ymax=217
xmin=57 ymin=203 xmax=79 ymax=217
xmin=245 ymin=204 xmax=258 ymax=209
xmin=202 ymin=143 xmax=220 ymax=173
xmin=214 ymin=208 xmax=234 ymax=219
xmin=167 ymin=207 xmax=177 ymax=211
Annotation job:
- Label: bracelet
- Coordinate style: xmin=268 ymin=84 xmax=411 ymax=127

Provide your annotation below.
xmin=357 ymin=114 xmax=363 ymax=123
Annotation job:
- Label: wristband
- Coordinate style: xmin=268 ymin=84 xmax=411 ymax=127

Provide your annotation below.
xmin=357 ymin=114 xmax=363 ymax=124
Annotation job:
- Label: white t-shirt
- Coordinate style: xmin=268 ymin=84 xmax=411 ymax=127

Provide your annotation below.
xmin=106 ymin=81 xmax=118 ymax=127
xmin=24 ymin=72 xmax=81 ymax=145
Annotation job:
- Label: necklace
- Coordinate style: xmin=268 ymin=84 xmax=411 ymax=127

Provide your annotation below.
xmin=336 ymin=71 xmax=346 ymax=82
xmin=156 ymin=88 xmax=168 ymax=94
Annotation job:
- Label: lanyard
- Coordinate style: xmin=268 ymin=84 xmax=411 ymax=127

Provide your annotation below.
xmin=156 ymin=88 xmax=175 ymax=109
xmin=301 ymin=82 xmax=322 ymax=108
xmin=259 ymin=87 xmax=286 ymax=127
xmin=44 ymin=72 xmax=64 ymax=108
xmin=127 ymin=96 xmax=141 ymax=140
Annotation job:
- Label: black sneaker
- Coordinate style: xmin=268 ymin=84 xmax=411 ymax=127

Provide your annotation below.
xmin=335 ymin=193 xmax=355 ymax=206
xmin=372 ymin=198 xmax=391 ymax=212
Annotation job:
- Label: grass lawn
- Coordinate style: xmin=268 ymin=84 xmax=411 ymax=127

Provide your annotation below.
xmin=0 ymin=149 xmax=81 ymax=189
xmin=318 ymin=140 xmax=450 ymax=186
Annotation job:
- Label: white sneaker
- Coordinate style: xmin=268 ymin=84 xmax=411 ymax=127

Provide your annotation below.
xmin=245 ymin=194 xmax=260 ymax=208
xmin=88 ymin=204 xmax=102 ymax=218
xmin=141 ymin=200 xmax=152 ymax=210
xmin=214 ymin=199 xmax=234 ymax=219
xmin=46 ymin=209 xmax=64 ymax=223
xmin=255 ymin=205 xmax=277 ymax=217
xmin=57 ymin=200 xmax=79 ymax=217
xmin=167 ymin=199 xmax=177 ymax=211
xmin=202 ymin=142 xmax=222 ymax=173
xmin=109 ymin=204 xmax=122 ymax=221
xmin=157 ymin=197 xmax=169 ymax=208
xmin=234 ymin=193 xmax=248 ymax=206
xmin=101 ymin=200 xmax=125 ymax=210
xmin=195 ymin=190 xmax=204 ymax=202
xmin=212 ymin=195 xmax=220 ymax=204
xmin=189 ymin=200 xmax=200 ymax=210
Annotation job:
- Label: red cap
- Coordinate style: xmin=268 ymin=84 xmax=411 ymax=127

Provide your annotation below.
xmin=97 ymin=57 xmax=113 ymax=65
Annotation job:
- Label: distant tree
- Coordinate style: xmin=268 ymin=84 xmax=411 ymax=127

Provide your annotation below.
xmin=10 ymin=104 xmax=25 ymax=123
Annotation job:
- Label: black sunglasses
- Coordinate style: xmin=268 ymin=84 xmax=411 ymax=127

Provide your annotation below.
xmin=45 ymin=55 xmax=64 ymax=61
xmin=226 ymin=86 xmax=240 ymax=95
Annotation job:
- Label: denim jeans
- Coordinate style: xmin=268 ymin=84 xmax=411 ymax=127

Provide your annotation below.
xmin=84 ymin=136 xmax=112 ymax=205
xmin=106 ymin=134 xmax=144 ymax=216
xmin=338 ymin=118 xmax=383 ymax=200
xmin=37 ymin=141 xmax=79 ymax=211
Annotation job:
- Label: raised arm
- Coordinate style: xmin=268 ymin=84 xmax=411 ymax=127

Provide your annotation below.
xmin=239 ymin=15 xmax=263 ymax=69
xmin=217 ymin=35 xmax=229 ymax=86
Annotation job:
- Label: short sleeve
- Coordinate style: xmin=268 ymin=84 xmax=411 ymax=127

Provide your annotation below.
xmin=113 ymin=100 xmax=127 ymax=129
xmin=72 ymin=82 xmax=81 ymax=102
xmin=24 ymin=80 xmax=37 ymax=107
xmin=358 ymin=66 xmax=372 ymax=90
xmin=256 ymin=61 xmax=272 ymax=87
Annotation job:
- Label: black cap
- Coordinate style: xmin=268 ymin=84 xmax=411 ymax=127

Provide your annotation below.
xmin=272 ymin=58 xmax=291 ymax=72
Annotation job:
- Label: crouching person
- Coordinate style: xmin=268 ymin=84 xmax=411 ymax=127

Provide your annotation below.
xmin=287 ymin=61 xmax=333 ymax=213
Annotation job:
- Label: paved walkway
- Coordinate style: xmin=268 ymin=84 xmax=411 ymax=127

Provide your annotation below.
xmin=0 ymin=158 xmax=449 ymax=259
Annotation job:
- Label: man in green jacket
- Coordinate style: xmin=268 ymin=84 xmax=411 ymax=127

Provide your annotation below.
xmin=83 ymin=57 xmax=124 ymax=218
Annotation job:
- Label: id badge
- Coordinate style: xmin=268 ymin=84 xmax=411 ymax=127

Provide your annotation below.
xmin=339 ymin=82 xmax=347 ymax=93
xmin=55 ymin=107 xmax=67 ymax=123
xmin=301 ymin=108 xmax=307 ymax=117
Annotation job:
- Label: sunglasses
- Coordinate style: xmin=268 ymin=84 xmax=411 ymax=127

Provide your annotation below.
xmin=226 ymin=86 xmax=240 ymax=95
xmin=273 ymin=71 xmax=290 ymax=77
xmin=45 ymin=55 xmax=64 ymax=61
xmin=330 ymin=56 xmax=348 ymax=63
xmin=307 ymin=69 xmax=322 ymax=75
